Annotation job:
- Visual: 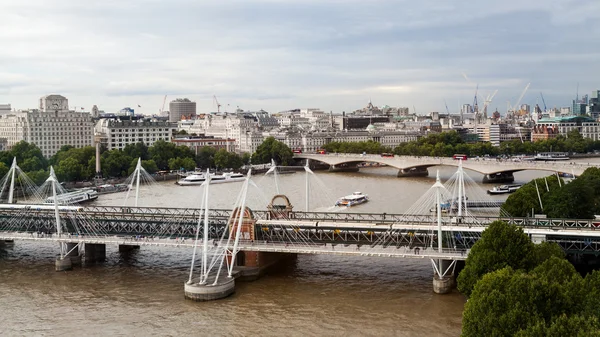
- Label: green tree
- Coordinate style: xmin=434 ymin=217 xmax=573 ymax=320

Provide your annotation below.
xmin=168 ymin=157 xmax=196 ymax=171
xmin=141 ymin=159 xmax=158 ymax=174
xmin=252 ymin=137 xmax=293 ymax=165
xmin=8 ymin=141 xmax=47 ymax=170
xmin=0 ymin=162 xmax=8 ymax=180
xmin=241 ymin=152 xmax=251 ymax=165
xmin=457 ymin=221 xmax=535 ymax=296
xmin=102 ymin=150 xmax=133 ymax=178
xmin=462 ymin=257 xmax=598 ymax=337
xmin=26 ymin=169 xmax=49 ymax=186
xmin=196 ymin=146 xmax=217 ymax=169
xmin=55 ymin=157 xmax=84 ymax=182
xmin=515 ymin=314 xmax=600 ymax=337
xmin=123 ymin=142 xmax=149 ymax=161
xmin=214 ymin=149 xmax=243 ymax=170
xmin=149 ymin=140 xmax=194 ymax=170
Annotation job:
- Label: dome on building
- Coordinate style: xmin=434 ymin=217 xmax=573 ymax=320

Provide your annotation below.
xmin=366 ymin=124 xmax=377 ymax=133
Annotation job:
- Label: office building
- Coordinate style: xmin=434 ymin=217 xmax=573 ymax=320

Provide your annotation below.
xmin=169 ymin=98 xmax=196 ymax=122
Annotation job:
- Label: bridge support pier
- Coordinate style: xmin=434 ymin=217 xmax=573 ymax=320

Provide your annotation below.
xmin=0 ymin=240 xmax=15 ymax=246
xmin=233 ymin=251 xmax=297 ymax=281
xmin=55 ymin=256 xmax=72 ymax=271
xmin=118 ymin=245 xmax=140 ymax=253
xmin=184 ymin=277 xmax=236 ymax=301
xmin=66 ymin=242 xmax=81 ymax=265
xmin=432 ymin=259 xmax=456 ymax=294
xmin=397 ymin=167 xmax=429 ymax=177
xmin=328 ymin=164 xmax=359 ymax=172
xmin=482 ymin=172 xmax=514 ymax=183
xmin=84 ymin=243 xmax=106 ymax=263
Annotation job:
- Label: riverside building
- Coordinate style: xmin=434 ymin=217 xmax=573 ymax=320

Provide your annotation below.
xmin=0 ymin=95 xmax=94 ymax=157
xmin=94 ymin=116 xmax=177 ymax=150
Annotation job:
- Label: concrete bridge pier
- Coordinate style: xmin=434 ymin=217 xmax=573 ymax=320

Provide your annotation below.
xmin=66 ymin=242 xmax=82 ymax=265
xmin=397 ymin=167 xmax=429 ymax=177
xmin=232 ymin=251 xmax=298 ymax=281
xmin=55 ymin=256 xmax=72 ymax=271
xmin=432 ymin=259 xmax=457 ymax=294
xmin=328 ymin=163 xmax=359 ymax=173
xmin=0 ymin=240 xmax=15 ymax=247
xmin=118 ymin=245 xmax=140 ymax=254
xmin=482 ymin=172 xmax=515 ymax=183
xmin=84 ymin=243 xmax=106 ymax=263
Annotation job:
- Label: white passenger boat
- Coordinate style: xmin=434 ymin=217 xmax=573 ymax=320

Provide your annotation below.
xmin=177 ymin=172 xmax=245 ymax=185
xmin=44 ymin=189 xmax=98 ymax=205
xmin=335 ymin=192 xmax=369 ymax=207
xmin=210 ymin=172 xmax=246 ymax=184
xmin=176 ymin=173 xmax=207 ymax=185
xmin=487 ymin=184 xmax=522 ymax=195
xmin=534 ymin=152 xmax=569 ymax=161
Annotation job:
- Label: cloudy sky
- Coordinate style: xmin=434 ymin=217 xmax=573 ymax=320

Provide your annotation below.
xmin=1 ymin=0 xmax=599 ymax=115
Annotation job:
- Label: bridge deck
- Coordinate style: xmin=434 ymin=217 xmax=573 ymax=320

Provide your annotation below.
xmin=0 ymin=232 xmax=468 ymax=260
xmin=295 ymin=153 xmax=595 ymax=176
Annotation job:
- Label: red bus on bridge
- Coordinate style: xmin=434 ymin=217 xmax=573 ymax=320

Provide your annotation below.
xmin=452 ymin=154 xmax=468 ymax=160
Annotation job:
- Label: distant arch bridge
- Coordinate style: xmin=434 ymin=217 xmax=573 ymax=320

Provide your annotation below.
xmin=293 ymin=154 xmax=596 ymax=183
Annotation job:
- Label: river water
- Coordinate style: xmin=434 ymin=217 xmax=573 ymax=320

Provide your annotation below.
xmin=0 ymin=165 xmax=582 ymax=336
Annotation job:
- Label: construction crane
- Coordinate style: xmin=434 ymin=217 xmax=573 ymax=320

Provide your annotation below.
xmin=508 ymin=82 xmax=531 ymax=115
xmin=481 ymin=90 xmax=498 ymax=117
xmin=160 ymin=95 xmax=167 ymax=114
xmin=540 ymin=92 xmax=547 ymax=111
xmin=213 ymin=95 xmax=222 ymax=113
xmin=444 ymin=99 xmax=450 ymax=114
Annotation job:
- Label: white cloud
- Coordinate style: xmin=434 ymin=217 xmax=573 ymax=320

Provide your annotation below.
xmin=0 ymin=0 xmax=598 ymax=114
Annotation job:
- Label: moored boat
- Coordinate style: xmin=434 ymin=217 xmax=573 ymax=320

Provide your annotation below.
xmin=177 ymin=172 xmax=245 ymax=185
xmin=335 ymin=192 xmax=369 ymax=207
xmin=534 ymin=152 xmax=569 ymax=161
xmin=210 ymin=172 xmax=246 ymax=184
xmin=44 ymin=189 xmax=98 ymax=205
xmin=94 ymin=184 xmax=129 ymax=195
xmin=177 ymin=173 xmax=207 ymax=185
xmin=487 ymin=184 xmax=522 ymax=195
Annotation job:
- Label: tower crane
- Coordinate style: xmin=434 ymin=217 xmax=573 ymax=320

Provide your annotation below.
xmin=540 ymin=92 xmax=547 ymax=112
xmin=444 ymin=99 xmax=450 ymax=114
xmin=213 ymin=95 xmax=222 ymax=113
xmin=160 ymin=95 xmax=167 ymax=114
xmin=508 ymin=83 xmax=531 ymax=115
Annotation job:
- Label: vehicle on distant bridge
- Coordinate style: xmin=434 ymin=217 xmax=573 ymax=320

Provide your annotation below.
xmin=452 ymin=154 xmax=468 ymax=160
xmin=381 ymin=153 xmax=394 ymax=158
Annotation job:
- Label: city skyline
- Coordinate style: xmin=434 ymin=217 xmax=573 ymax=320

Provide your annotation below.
xmin=1 ymin=0 xmax=599 ymax=114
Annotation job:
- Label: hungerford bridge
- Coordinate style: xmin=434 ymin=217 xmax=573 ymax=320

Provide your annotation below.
xmin=1 ymin=159 xmax=600 ymax=299
xmin=294 ymin=153 xmax=593 ymax=182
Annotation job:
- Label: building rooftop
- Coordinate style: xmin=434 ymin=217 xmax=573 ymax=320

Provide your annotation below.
xmin=538 ymin=115 xmax=595 ymax=123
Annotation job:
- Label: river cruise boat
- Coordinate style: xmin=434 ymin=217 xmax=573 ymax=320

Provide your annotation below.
xmin=335 ymin=192 xmax=369 ymax=207
xmin=177 ymin=172 xmax=245 ymax=185
xmin=534 ymin=152 xmax=569 ymax=161
xmin=210 ymin=172 xmax=245 ymax=184
xmin=177 ymin=173 xmax=206 ymax=185
xmin=44 ymin=189 xmax=98 ymax=205
xmin=487 ymin=184 xmax=523 ymax=195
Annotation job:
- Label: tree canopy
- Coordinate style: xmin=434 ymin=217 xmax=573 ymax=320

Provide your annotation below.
xmin=456 ymin=221 xmax=565 ymax=296
xmin=462 ymin=259 xmax=600 ymax=336
xmin=459 ymin=221 xmax=600 ymax=336
xmin=503 ymin=168 xmax=600 ymax=218
xmin=252 ymin=137 xmax=293 ymax=165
